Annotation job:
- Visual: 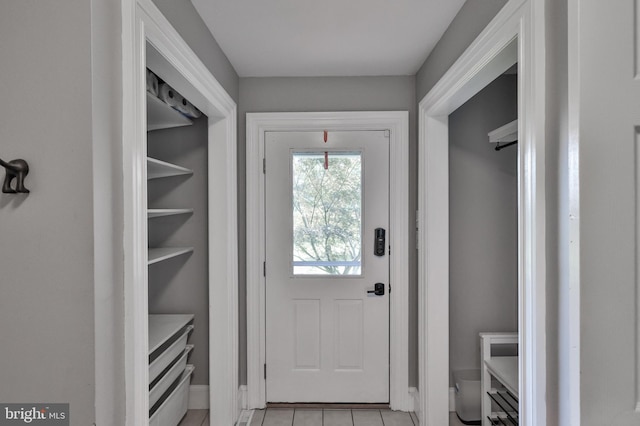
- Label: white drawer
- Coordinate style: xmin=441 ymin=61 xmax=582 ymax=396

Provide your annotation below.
xmin=149 ymin=325 xmax=193 ymax=384
xmin=150 ymin=365 xmax=194 ymax=426
xmin=150 ymin=345 xmax=193 ymax=408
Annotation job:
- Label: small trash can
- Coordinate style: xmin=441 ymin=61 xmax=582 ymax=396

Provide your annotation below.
xmin=453 ymin=369 xmax=481 ymax=425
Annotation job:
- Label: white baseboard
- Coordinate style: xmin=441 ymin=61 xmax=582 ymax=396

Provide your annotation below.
xmin=409 ymin=387 xmax=419 ymax=413
xmin=238 ymin=385 xmax=248 ymax=414
xmin=449 ymin=387 xmax=456 ymax=412
xmin=188 ymin=385 xmax=209 ymax=409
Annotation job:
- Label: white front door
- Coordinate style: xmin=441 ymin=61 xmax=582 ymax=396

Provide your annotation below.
xmin=264 ymin=130 xmax=390 ymax=403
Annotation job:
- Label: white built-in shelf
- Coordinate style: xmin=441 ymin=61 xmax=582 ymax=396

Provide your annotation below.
xmin=488 ymin=119 xmax=518 ymax=143
xmin=485 ymin=356 xmax=519 ymax=397
xmin=147 ymin=157 xmax=193 ymax=180
xmin=148 ymin=209 xmax=194 ymax=219
xmin=148 ymin=314 xmax=194 ymax=355
xmin=147 ymin=92 xmax=193 ymax=131
xmin=148 ymin=247 xmax=193 ymax=265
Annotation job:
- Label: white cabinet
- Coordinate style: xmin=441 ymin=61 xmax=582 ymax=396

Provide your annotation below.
xmin=480 ymin=332 xmax=519 ymax=426
xmin=148 ymin=315 xmax=194 ymax=420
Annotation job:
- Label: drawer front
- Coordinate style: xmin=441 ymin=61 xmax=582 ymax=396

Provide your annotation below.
xmin=149 ymin=325 xmax=193 ymax=384
xmin=150 ymin=345 xmax=193 ymax=408
xmin=150 ymin=365 xmax=195 ymax=426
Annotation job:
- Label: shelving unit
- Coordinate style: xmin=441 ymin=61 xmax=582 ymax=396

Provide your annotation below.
xmin=148 ymin=209 xmax=194 ymax=219
xmin=147 ymin=157 xmax=193 ymax=180
xmin=148 ymin=247 xmax=194 ymax=265
xmin=480 ymin=332 xmax=519 ymax=426
xmin=146 ymin=79 xmax=197 ymax=425
xmin=488 ymin=119 xmax=518 ymax=144
xmin=147 ymin=92 xmax=193 ymax=131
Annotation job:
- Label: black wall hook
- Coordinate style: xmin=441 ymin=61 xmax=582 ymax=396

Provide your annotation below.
xmin=0 ymin=158 xmax=30 ymax=193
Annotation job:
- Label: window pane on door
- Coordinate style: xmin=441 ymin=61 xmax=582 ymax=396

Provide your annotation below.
xmin=292 ymin=151 xmax=362 ymax=275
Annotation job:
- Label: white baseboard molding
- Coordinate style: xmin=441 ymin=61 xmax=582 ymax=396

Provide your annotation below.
xmin=409 ymin=387 xmax=419 ymax=413
xmin=188 ymin=385 xmax=209 ymax=409
xmin=238 ymin=385 xmax=248 ymax=415
xmin=449 ymin=387 xmax=456 ymax=412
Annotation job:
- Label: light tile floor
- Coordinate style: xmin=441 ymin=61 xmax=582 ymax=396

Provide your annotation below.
xmin=249 ymin=409 xmax=417 ymax=426
xmin=178 ymin=409 xmax=466 ymax=426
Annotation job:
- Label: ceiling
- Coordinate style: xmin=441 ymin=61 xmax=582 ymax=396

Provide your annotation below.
xmin=190 ymin=0 xmax=466 ymax=77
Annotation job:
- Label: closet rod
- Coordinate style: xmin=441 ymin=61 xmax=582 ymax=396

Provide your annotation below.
xmin=495 ymin=141 xmax=518 ymax=151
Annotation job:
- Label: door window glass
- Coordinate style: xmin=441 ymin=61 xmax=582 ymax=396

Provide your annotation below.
xmin=292 ymin=151 xmax=362 ymax=275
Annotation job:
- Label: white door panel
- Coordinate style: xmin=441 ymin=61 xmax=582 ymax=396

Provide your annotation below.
xmin=265 ymin=131 xmax=390 ymax=403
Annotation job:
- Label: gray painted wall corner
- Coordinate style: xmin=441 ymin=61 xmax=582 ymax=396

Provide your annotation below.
xmin=151 ymin=0 xmax=240 ymax=102
xmin=415 ymin=0 xmax=508 ymax=101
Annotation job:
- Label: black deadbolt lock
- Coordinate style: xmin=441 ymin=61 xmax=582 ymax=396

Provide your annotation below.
xmin=374 ymin=228 xmax=386 ymax=256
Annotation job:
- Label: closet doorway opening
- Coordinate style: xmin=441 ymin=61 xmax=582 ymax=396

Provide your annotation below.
xmin=121 ymin=0 xmax=238 ymax=425
xmin=418 ymin=1 xmax=546 ymax=425
xmin=448 ymin=65 xmax=518 ymax=426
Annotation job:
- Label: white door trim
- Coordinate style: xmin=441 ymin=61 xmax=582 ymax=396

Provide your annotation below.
xmin=121 ymin=0 xmax=239 ymax=425
xmin=417 ymin=0 xmax=546 ymax=425
xmin=246 ymin=111 xmax=411 ymax=410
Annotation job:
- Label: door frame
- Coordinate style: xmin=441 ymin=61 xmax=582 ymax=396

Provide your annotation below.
xmin=417 ymin=0 xmax=546 ymax=425
xmin=121 ymin=0 xmax=239 ymax=425
xmin=246 ymin=111 xmax=411 ymax=410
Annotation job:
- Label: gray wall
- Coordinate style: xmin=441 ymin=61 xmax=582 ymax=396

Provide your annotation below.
xmin=448 ymin=75 xmax=518 ymax=383
xmin=238 ymin=76 xmax=418 ymax=386
xmin=416 ymin=0 xmax=508 ymax=101
xmin=148 ymin=117 xmax=210 ymax=386
xmin=0 ymin=1 xmax=96 ymax=425
xmin=152 ymin=0 xmax=239 ymax=102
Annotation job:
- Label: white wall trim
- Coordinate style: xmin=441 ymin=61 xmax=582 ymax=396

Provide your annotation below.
xmin=246 ymin=111 xmax=410 ymax=411
xmin=565 ymin=0 xmax=581 ymax=423
xmin=449 ymin=387 xmax=456 ymax=413
xmin=188 ymin=385 xmax=210 ymax=409
xmin=417 ymin=0 xmax=546 ymax=425
xmin=409 ymin=387 xmax=419 ymax=414
xmin=121 ymin=0 xmax=238 ymax=425
xmin=238 ymin=385 xmax=248 ymax=410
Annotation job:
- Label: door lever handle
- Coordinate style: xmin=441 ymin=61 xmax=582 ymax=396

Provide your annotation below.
xmin=367 ymin=283 xmax=385 ymax=296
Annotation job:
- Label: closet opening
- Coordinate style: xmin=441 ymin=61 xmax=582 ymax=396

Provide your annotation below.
xmin=447 ymin=65 xmax=519 ymax=426
xmin=120 ymin=2 xmax=238 ymax=422
xmin=418 ymin=3 xmax=546 ymax=425
xmin=146 ymin=62 xmax=209 ymax=424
